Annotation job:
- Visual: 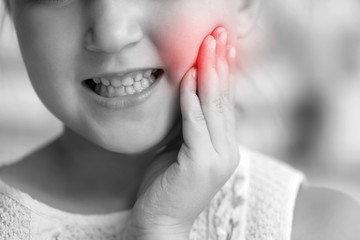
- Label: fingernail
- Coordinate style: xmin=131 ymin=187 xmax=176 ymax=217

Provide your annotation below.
xmin=191 ymin=68 xmax=197 ymax=79
xmin=219 ymin=31 xmax=227 ymax=45
xmin=209 ymin=36 xmax=216 ymax=52
xmin=228 ymin=46 xmax=236 ymax=59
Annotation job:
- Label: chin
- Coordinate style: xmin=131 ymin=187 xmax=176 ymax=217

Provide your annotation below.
xmin=88 ymin=127 xmax=167 ymax=154
xmin=101 ymin=138 xmax=161 ymax=154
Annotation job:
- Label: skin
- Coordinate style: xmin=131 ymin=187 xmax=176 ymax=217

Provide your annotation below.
xmin=9 ymin=0 xmax=238 ymax=154
xmin=1 ymin=0 xmax=360 ymax=239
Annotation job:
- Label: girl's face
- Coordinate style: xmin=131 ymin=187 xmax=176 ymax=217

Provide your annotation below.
xmin=9 ymin=0 xmax=239 ymax=153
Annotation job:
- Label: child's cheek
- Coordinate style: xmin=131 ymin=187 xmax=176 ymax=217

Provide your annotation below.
xmin=149 ymin=6 xmax=237 ymax=85
xmin=160 ymin=30 xmax=203 ymax=85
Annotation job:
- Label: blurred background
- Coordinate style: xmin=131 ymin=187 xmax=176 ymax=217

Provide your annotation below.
xmin=1 ymin=0 xmax=360 ymax=201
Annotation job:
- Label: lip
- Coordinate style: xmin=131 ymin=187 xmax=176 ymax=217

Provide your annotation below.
xmin=80 ymin=69 xmax=163 ymax=109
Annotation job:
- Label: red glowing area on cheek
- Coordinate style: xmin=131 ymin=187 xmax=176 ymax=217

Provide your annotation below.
xmin=161 ymin=33 xmax=203 ymax=83
xmin=158 ymin=29 xmax=237 ymax=87
xmin=153 ymin=15 xmax=218 ymax=84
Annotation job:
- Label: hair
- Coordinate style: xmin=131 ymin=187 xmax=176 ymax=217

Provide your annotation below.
xmin=3 ymin=0 xmax=9 ymax=12
xmin=0 ymin=0 xmax=9 ymax=30
xmin=0 ymin=0 xmax=11 ymax=53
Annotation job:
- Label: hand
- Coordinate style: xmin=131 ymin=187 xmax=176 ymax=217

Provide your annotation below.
xmin=124 ymin=27 xmax=239 ymax=240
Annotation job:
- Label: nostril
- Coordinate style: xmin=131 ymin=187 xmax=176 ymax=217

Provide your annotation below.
xmin=84 ymin=30 xmax=99 ymax=52
xmin=84 ymin=21 xmax=143 ymax=53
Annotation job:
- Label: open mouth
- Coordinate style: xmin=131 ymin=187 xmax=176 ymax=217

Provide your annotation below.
xmin=83 ymin=69 xmax=164 ymax=98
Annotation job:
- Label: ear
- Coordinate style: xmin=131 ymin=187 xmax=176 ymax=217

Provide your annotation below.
xmin=236 ymin=0 xmax=262 ymax=38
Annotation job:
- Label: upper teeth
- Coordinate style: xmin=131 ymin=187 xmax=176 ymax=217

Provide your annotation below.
xmin=94 ymin=69 xmax=156 ymax=88
xmin=92 ymin=69 xmax=161 ymax=97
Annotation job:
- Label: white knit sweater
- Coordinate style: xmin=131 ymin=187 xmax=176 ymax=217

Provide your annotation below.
xmin=0 ymin=146 xmax=305 ymax=240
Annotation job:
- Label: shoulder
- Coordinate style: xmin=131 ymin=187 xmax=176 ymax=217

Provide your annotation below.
xmin=292 ymin=186 xmax=360 ymax=240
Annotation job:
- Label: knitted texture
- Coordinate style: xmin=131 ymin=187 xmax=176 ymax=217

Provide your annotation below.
xmin=243 ymin=150 xmax=304 ymax=240
xmin=0 ymin=147 xmax=304 ymax=240
xmin=0 ymin=164 xmax=246 ymax=240
xmin=189 ymin=163 xmax=247 ymax=240
xmin=0 ymin=193 xmax=31 ymax=240
xmin=38 ymin=225 xmax=122 ymax=240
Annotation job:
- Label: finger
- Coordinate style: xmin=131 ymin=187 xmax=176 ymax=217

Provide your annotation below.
xmin=197 ymin=35 xmax=228 ymax=155
xmin=227 ymin=45 xmax=237 ymax=71
xmin=212 ymin=27 xmax=237 ymax=152
xmin=213 ymin=29 xmax=231 ymax=110
xmin=214 ymin=27 xmax=227 ymax=60
xmin=226 ymin=45 xmax=237 ymax=105
xmin=224 ymin=46 xmax=238 ymax=145
xmin=197 ymin=35 xmax=221 ymax=110
xmin=180 ymin=67 xmax=212 ymax=150
xmin=213 ymin=27 xmax=229 ymax=83
xmin=211 ymin=28 xmax=236 ymax=152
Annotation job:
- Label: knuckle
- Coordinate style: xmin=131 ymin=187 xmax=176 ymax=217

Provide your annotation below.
xmin=222 ymin=90 xmax=230 ymax=102
xmin=191 ymin=110 xmax=207 ymax=125
xmin=211 ymin=97 xmax=224 ymax=113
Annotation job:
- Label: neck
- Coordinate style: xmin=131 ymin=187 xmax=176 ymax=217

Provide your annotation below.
xmin=51 ymin=123 xmax=181 ymax=197
xmin=54 ymin=127 xmax=165 ymax=185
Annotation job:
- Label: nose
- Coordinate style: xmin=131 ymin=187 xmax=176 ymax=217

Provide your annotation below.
xmin=84 ymin=1 xmax=143 ymax=53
